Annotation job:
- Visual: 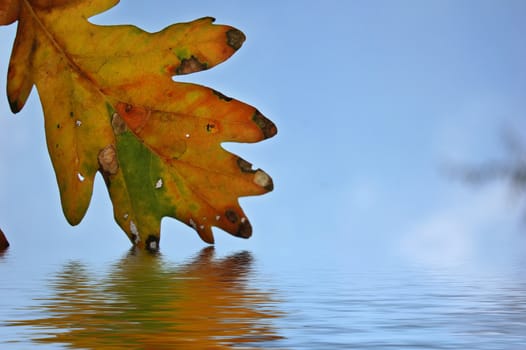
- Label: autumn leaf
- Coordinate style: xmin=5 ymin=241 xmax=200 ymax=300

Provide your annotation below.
xmin=5 ymin=0 xmax=276 ymax=249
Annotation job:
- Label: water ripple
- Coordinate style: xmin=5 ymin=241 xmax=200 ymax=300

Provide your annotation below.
xmin=3 ymin=247 xmax=284 ymax=349
xmin=2 ymin=250 xmax=526 ymax=349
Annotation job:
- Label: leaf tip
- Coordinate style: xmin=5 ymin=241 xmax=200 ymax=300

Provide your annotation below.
xmin=224 ymin=210 xmax=252 ymax=239
xmin=199 ymin=16 xmax=216 ymax=23
xmin=200 ymin=232 xmax=215 ymax=244
xmin=237 ymin=217 xmax=252 ymax=239
xmin=8 ymin=98 xmax=22 ymax=113
xmin=0 ymin=0 xmax=20 ymax=25
xmin=226 ymin=28 xmax=245 ymax=51
xmin=254 ymin=170 xmax=274 ymax=192
xmin=252 ymin=110 xmax=277 ymax=139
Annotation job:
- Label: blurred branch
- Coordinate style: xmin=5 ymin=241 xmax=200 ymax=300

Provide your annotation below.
xmin=451 ymin=161 xmax=526 ymax=192
xmin=444 ymin=126 xmax=526 ymax=213
xmin=449 ymin=126 xmax=525 ymax=182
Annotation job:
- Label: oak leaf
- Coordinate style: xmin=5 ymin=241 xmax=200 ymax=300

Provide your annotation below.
xmin=4 ymin=0 xmax=276 ymax=249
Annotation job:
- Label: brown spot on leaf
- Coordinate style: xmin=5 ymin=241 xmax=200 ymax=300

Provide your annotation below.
xmin=176 ymin=56 xmax=207 ymax=75
xmin=237 ymin=157 xmax=255 ymax=173
xmin=98 ymin=145 xmax=119 ymax=175
xmin=226 ymin=29 xmax=245 ymax=50
xmin=205 ymin=121 xmax=219 ymax=134
xmin=254 ymin=170 xmax=274 ymax=191
xmin=252 ymin=110 xmax=277 ymax=139
xmin=212 ymin=89 xmax=233 ymax=102
xmin=225 ymin=209 xmax=238 ymax=224
xmin=111 ymin=112 xmax=127 ymax=134
xmin=145 ymin=235 xmax=160 ymax=252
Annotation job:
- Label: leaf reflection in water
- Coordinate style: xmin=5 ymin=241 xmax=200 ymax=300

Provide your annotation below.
xmin=10 ymin=247 xmax=284 ymax=349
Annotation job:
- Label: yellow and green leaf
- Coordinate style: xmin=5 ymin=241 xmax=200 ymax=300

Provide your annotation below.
xmin=4 ymin=0 xmax=276 ymax=249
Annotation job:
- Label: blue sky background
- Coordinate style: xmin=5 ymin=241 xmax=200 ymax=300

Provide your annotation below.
xmin=1 ymin=0 xmax=526 ymax=270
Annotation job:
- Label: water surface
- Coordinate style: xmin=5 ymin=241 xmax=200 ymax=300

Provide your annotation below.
xmin=1 ymin=245 xmax=526 ymax=349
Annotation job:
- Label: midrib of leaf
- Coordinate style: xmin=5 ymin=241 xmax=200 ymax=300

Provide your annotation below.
xmin=22 ymin=0 xmax=102 ymax=97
